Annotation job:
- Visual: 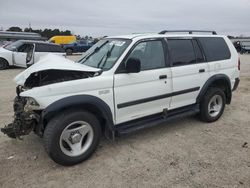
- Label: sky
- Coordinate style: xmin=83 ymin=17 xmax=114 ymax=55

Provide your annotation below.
xmin=0 ymin=0 xmax=250 ymax=37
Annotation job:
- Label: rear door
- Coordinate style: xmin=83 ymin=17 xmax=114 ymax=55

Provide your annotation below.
xmin=34 ymin=43 xmax=49 ymax=62
xmin=34 ymin=44 xmax=65 ymax=62
xmin=114 ymin=39 xmax=172 ymax=124
xmin=167 ymin=38 xmax=209 ymax=109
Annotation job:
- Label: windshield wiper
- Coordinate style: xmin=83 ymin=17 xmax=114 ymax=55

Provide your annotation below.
xmin=79 ymin=40 xmax=109 ymax=63
xmin=97 ymin=44 xmax=115 ymax=69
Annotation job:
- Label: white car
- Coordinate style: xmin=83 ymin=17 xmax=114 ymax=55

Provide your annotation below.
xmin=1 ymin=30 xmax=240 ymax=166
xmin=0 ymin=40 xmax=65 ymax=69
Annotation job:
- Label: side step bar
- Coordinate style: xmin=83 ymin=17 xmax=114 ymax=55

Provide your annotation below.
xmin=115 ymin=104 xmax=200 ymax=136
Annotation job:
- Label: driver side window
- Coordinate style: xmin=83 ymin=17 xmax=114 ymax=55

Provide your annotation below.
xmin=126 ymin=40 xmax=166 ymax=71
xmin=18 ymin=44 xmax=34 ymax=53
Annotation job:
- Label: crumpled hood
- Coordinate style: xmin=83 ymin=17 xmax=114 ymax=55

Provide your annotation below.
xmin=14 ymin=53 xmax=100 ymax=86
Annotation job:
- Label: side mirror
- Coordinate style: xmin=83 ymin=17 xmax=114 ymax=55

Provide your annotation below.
xmin=126 ymin=57 xmax=141 ymax=73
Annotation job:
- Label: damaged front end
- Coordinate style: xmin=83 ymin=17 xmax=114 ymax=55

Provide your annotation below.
xmin=1 ymin=54 xmax=102 ymax=138
xmin=1 ymin=86 xmax=40 ymax=139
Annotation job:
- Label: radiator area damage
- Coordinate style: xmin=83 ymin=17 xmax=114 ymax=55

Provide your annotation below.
xmin=14 ymin=53 xmax=101 ymax=87
xmin=24 ymin=69 xmax=95 ymax=88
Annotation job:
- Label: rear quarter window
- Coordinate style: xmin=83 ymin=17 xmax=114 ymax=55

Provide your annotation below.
xmin=35 ymin=43 xmax=64 ymax=53
xmin=198 ymin=37 xmax=231 ymax=62
xmin=49 ymin=45 xmax=65 ymax=53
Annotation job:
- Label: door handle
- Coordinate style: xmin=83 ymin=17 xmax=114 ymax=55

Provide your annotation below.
xmin=159 ymin=75 xmax=167 ymax=79
xmin=199 ymin=69 xmax=205 ymax=73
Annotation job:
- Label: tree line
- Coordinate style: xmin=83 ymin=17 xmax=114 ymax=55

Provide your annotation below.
xmin=6 ymin=26 xmax=72 ymax=39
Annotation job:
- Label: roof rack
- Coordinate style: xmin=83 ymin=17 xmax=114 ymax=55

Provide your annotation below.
xmin=159 ymin=30 xmax=217 ymax=35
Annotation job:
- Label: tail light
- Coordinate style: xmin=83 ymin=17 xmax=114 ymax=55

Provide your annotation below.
xmin=238 ymin=57 xmax=241 ymax=71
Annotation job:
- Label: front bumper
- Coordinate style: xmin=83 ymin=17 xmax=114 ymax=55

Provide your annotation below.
xmin=1 ymin=96 xmax=40 ymax=138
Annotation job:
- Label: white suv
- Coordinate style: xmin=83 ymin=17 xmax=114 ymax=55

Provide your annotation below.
xmin=0 ymin=40 xmax=65 ymax=69
xmin=1 ymin=30 xmax=240 ymax=166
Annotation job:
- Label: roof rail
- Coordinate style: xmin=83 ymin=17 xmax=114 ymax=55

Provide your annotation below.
xmin=159 ymin=30 xmax=217 ymax=35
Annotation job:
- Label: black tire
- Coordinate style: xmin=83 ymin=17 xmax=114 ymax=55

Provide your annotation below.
xmin=66 ymin=48 xmax=73 ymax=55
xmin=199 ymin=87 xmax=226 ymax=122
xmin=43 ymin=110 xmax=101 ymax=166
xmin=0 ymin=58 xmax=9 ymax=70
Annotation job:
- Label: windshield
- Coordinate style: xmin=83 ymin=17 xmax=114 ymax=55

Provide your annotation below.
xmin=4 ymin=41 xmax=23 ymax=51
xmin=78 ymin=39 xmax=131 ymax=71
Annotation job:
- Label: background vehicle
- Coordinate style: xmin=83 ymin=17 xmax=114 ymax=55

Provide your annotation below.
xmin=62 ymin=40 xmax=94 ymax=55
xmin=0 ymin=40 xmax=65 ymax=69
xmin=48 ymin=35 xmax=76 ymax=45
xmin=1 ymin=30 xmax=240 ymax=166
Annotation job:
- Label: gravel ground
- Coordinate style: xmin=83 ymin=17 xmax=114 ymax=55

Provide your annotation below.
xmin=0 ymin=55 xmax=249 ymax=188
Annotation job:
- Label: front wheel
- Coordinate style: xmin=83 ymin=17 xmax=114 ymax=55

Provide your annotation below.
xmin=200 ymin=87 xmax=226 ymax=122
xmin=0 ymin=58 xmax=9 ymax=70
xmin=43 ymin=110 xmax=101 ymax=166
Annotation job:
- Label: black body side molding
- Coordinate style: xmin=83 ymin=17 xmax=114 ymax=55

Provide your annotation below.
xmin=117 ymin=87 xmax=200 ymax=109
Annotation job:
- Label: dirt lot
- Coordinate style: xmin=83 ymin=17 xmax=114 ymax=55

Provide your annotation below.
xmin=0 ymin=55 xmax=249 ymax=188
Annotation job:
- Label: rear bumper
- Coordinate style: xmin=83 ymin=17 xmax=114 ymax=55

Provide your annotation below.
xmin=232 ymin=78 xmax=240 ymax=91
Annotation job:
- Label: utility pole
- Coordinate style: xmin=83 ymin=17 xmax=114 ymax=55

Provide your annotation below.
xmin=29 ymin=22 xmax=31 ymax=32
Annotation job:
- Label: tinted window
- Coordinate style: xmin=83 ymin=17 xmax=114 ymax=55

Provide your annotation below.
xmin=198 ymin=37 xmax=230 ymax=61
xmin=35 ymin=43 xmax=64 ymax=52
xmin=193 ymin=40 xmax=205 ymax=63
xmin=127 ymin=40 xmax=165 ymax=70
xmin=35 ymin=44 xmax=49 ymax=52
xmin=49 ymin=45 xmax=65 ymax=52
xmin=168 ymin=39 xmax=196 ymax=66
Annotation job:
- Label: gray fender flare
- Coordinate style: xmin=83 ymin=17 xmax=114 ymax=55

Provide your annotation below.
xmin=196 ymin=74 xmax=232 ymax=104
xmin=40 ymin=95 xmax=114 ymax=132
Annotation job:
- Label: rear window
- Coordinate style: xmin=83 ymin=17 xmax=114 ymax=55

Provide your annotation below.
xmin=198 ymin=37 xmax=231 ymax=61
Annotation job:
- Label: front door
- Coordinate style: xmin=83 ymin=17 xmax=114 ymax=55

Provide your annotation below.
xmin=13 ymin=43 xmax=34 ymax=67
xmin=114 ymin=39 xmax=172 ymax=124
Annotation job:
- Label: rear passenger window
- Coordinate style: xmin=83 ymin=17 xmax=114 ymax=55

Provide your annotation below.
xmin=35 ymin=44 xmax=64 ymax=53
xmin=168 ymin=39 xmax=196 ymax=66
xmin=198 ymin=37 xmax=231 ymax=61
xmin=35 ymin=44 xmax=48 ymax=52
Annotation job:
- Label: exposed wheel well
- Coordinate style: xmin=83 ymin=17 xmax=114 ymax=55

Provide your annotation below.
xmin=197 ymin=75 xmax=232 ymax=105
xmin=209 ymin=79 xmax=231 ymax=104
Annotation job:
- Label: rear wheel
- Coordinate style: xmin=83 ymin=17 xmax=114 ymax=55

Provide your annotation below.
xmin=200 ymin=87 xmax=226 ymax=122
xmin=0 ymin=58 xmax=9 ymax=70
xmin=43 ymin=110 xmax=101 ymax=166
